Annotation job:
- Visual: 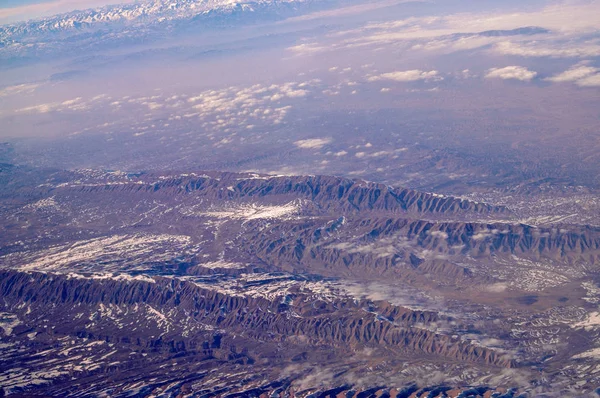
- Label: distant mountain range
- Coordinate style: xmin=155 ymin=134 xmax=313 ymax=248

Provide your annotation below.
xmin=0 ymin=0 xmax=321 ymax=39
xmin=0 ymin=0 xmax=335 ymax=62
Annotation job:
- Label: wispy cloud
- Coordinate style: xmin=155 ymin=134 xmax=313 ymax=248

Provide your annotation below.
xmin=16 ymin=102 xmax=61 ymax=114
xmin=0 ymin=83 xmax=40 ymax=97
xmin=368 ymin=69 xmax=441 ymax=82
xmin=281 ymin=0 xmax=422 ymax=23
xmin=494 ymin=40 xmax=600 ymax=58
xmin=442 ymin=2 xmax=600 ymax=33
xmin=286 ymin=43 xmax=328 ymax=56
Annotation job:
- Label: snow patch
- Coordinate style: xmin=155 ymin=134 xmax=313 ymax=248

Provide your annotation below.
xmin=204 ymin=201 xmax=301 ymax=221
xmin=573 ymin=312 xmax=600 ymax=330
xmin=8 ymin=234 xmax=192 ymax=273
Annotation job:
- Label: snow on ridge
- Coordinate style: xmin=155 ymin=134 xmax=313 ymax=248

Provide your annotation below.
xmin=55 ymin=180 xmax=146 ymax=188
xmin=198 ymin=261 xmax=247 ymax=269
xmin=241 ymin=173 xmax=270 ymax=180
xmin=0 ymin=313 xmax=21 ymax=336
xmin=518 ymin=214 xmax=578 ymax=226
xmin=66 ymin=272 xmax=156 ymax=283
xmin=178 ymin=273 xmax=346 ymax=302
xmin=572 ymin=311 xmax=600 ymax=330
xmin=24 ymin=197 xmax=60 ymax=210
xmin=203 ymin=201 xmax=302 ymax=221
xmin=7 ymin=234 xmax=192 ymax=272
xmin=572 ymin=347 xmax=600 ymax=359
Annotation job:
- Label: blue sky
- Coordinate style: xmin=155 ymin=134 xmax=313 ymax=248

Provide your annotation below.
xmin=0 ymin=0 xmax=79 ymax=8
xmin=0 ymin=0 xmax=43 ymax=8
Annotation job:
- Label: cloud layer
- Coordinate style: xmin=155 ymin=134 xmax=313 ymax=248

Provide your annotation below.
xmin=286 ymin=0 xmax=600 ymax=61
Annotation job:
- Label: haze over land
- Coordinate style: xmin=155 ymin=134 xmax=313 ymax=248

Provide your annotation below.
xmin=1 ymin=0 xmax=600 ymax=396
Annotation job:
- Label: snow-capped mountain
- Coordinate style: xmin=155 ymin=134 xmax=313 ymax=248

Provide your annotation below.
xmin=1 ymin=0 xmax=311 ymax=37
xmin=0 ymin=0 xmax=330 ymax=61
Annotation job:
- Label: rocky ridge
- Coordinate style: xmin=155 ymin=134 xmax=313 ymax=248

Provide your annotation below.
xmin=1 ymin=168 xmax=600 ymax=396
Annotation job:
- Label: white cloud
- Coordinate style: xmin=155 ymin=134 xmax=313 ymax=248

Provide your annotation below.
xmin=303 ymin=1 xmax=600 ymax=59
xmin=369 ymin=151 xmax=391 ymax=157
xmin=282 ymin=0 xmax=419 ymax=23
xmin=546 ymin=63 xmax=600 ymax=86
xmin=577 ymin=73 xmax=600 ymax=87
xmin=368 ymin=69 xmax=441 ymax=82
xmin=428 ymin=230 xmax=448 ymax=239
xmin=283 ymin=89 xmax=308 ymax=98
xmin=494 ymin=40 xmax=600 ymax=58
xmin=471 ymin=229 xmax=499 ymax=240
xmin=17 ymin=102 xmax=60 ymax=113
xmin=485 ymin=66 xmax=537 ymax=81
xmin=441 ymin=4 xmax=599 ymax=34
xmin=485 ymin=283 xmax=508 ymax=293
xmin=17 ymin=96 xmax=86 ymax=113
xmin=413 ymin=35 xmax=501 ymax=54
xmin=329 ymin=241 xmax=398 ymax=258
xmin=287 ymin=43 xmax=328 ymax=56
xmin=294 ymin=138 xmax=332 ymax=149
xmin=547 ymin=64 xmax=598 ymax=82
xmin=61 ymin=97 xmax=82 ymax=106
xmin=0 ymin=83 xmax=40 ymax=98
